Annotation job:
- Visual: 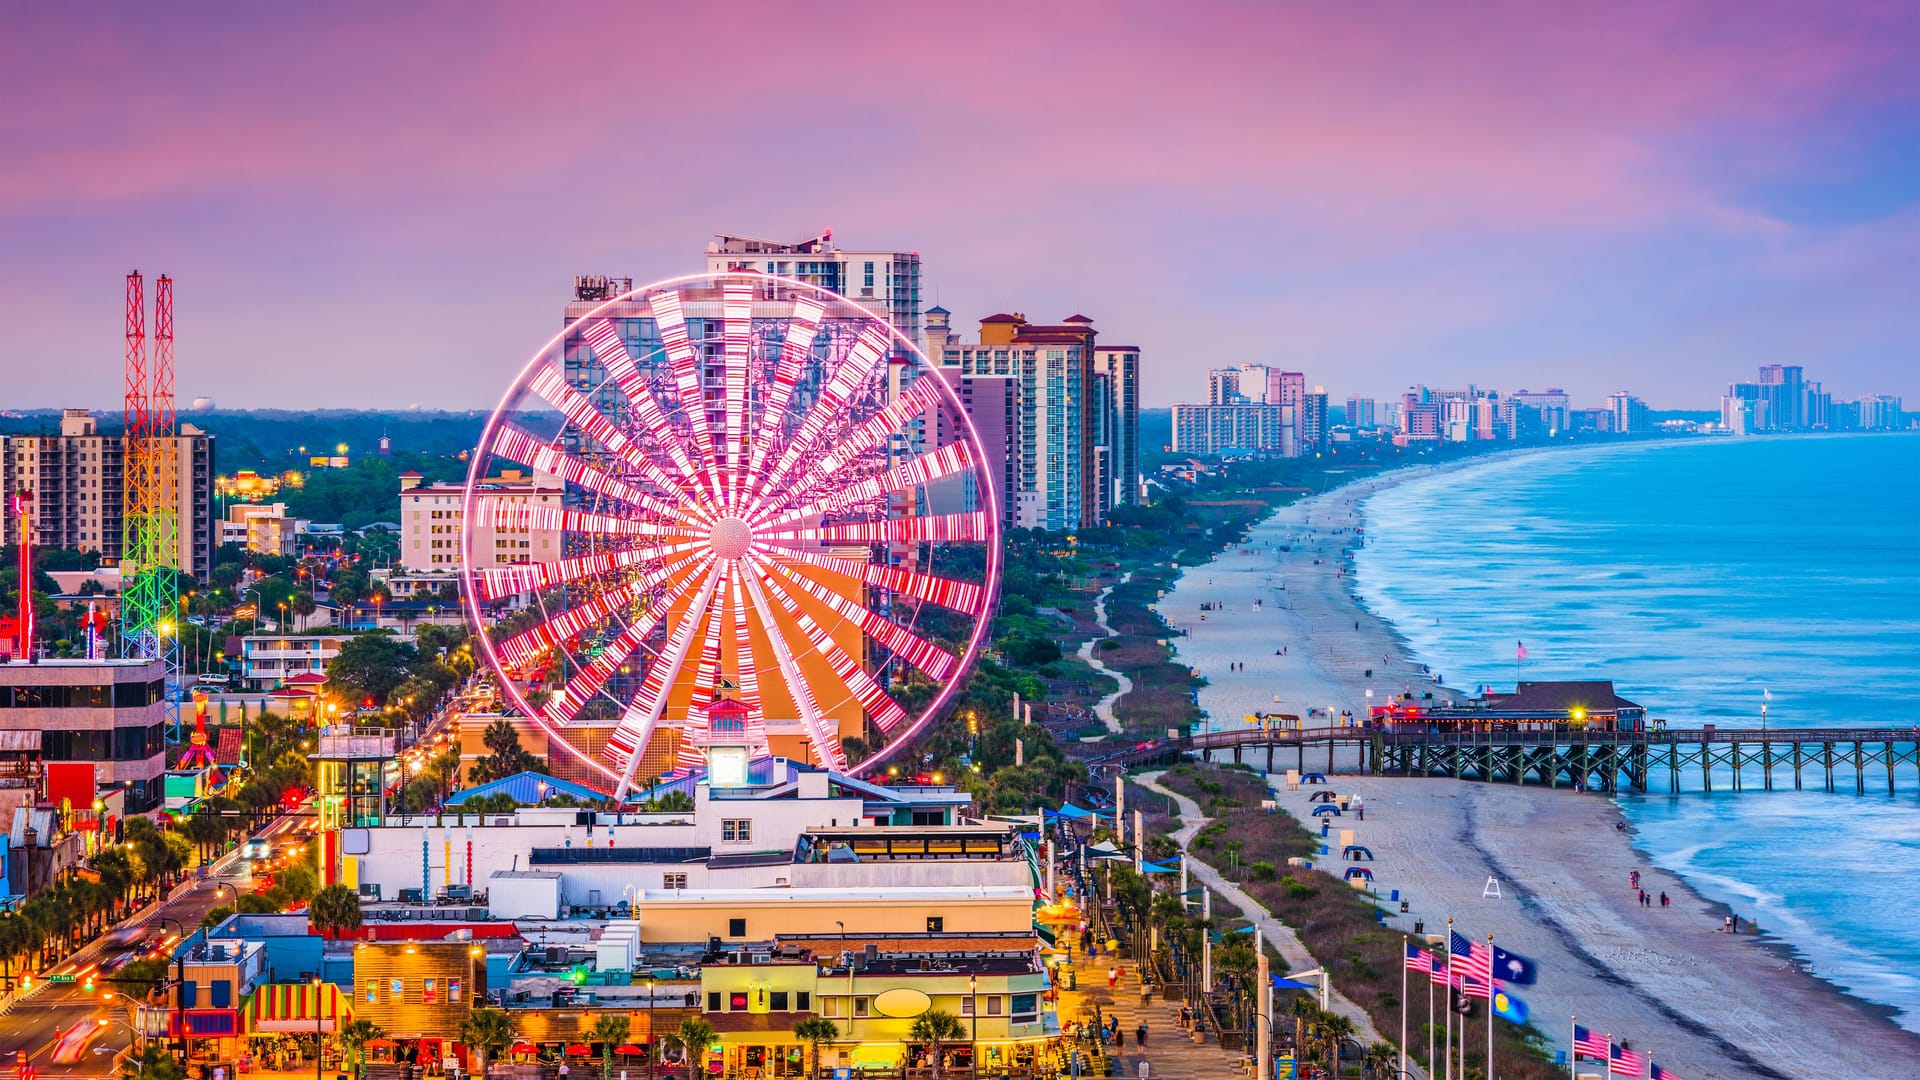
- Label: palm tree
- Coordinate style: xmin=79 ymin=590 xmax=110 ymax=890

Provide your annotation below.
xmin=339 ymin=1019 xmax=387 ymax=1080
xmin=1361 ymin=1041 xmax=1397 ymax=1080
xmin=1317 ymin=1011 xmax=1355 ymax=1079
xmin=461 ymin=1009 xmax=514 ymax=1080
xmin=907 ymin=1010 xmax=966 ymax=1080
xmin=589 ymin=1015 xmax=631 ymax=1080
xmin=309 ymin=885 xmax=363 ymax=939
xmin=663 ymin=1017 xmax=716 ymax=1079
xmin=792 ymin=1018 xmax=839 ymax=1080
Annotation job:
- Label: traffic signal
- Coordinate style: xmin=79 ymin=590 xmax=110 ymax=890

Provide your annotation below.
xmin=82 ymin=976 xmax=94 ymax=993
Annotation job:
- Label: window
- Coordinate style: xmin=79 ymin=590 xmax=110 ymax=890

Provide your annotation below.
xmin=730 ymin=992 xmax=749 ymax=1011
xmin=854 ymin=997 xmax=871 ymax=1018
xmin=722 ymin=819 xmax=751 ymax=842
xmin=926 ymin=916 xmax=943 ymax=933
xmin=664 ymin=872 xmax=688 ymax=890
xmin=821 ymin=996 xmax=840 ymax=1017
xmin=987 ymin=996 xmax=1003 ymax=1016
xmin=770 ymin=991 xmax=789 ymax=1011
xmin=728 ymin=917 xmax=747 ymax=937
xmin=707 ymin=991 xmax=722 ymax=1012
xmin=959 ymin=997 xmax=973 ymax=1017
xmin=796 ymin=991 xmax=811 ymax=1011
xmin=1011 ymin=993 xmax=1038 ymax=1023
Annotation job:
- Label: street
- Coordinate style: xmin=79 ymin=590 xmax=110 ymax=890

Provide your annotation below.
xmin=0 ymin=812 xmax=307 ymax=1078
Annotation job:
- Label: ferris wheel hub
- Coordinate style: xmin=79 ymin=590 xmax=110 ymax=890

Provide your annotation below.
xmin=708 ymin=516 xmax=753 ymax=559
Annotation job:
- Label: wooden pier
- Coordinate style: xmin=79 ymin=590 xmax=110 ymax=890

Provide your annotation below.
xmin=1088 ymin=725 xmax=1920 ymax=795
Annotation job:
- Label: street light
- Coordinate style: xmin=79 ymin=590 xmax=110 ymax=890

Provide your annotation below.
xmin=313 ymin=975 xmax=325 ymax=1080
xmin=968 ymin=975 xmax=978 ymax=1080
xmin=645 ymin=979 xmax=656 ymax=1080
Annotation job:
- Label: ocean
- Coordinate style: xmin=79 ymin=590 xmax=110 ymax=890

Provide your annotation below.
xmin=1352 ymin=434 xmax=1920 ymax=1031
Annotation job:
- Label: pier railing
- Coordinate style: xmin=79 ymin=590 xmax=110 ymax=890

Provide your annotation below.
xmin=1088 ymin=723 xmax=1920 ymax=794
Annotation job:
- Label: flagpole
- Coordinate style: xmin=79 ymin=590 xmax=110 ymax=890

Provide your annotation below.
xmin=1486 ymin=934 xmax=1495 ymax=1080
xmin=1399 ymin=934 xmax=1408 ymax=1080
xmin=1569 ymin=1016 xmax=1576 ymax=1080
xmin=1605 ymin=1032 xmax=1613 ymax=1080
xmin=1427 ymin=960 xmax=1434 ymax=1079
xmin=1444 ymin=918 xmax=1453 ymax=1080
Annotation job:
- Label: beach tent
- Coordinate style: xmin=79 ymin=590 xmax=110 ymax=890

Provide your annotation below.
xmin=1343 ymin=866 xmax=1375 ymax=882
xmin=1301 ymin=773 xmax=1328 ymax=784
xmin=1343 ymin=845 xmax=1374 ymax=861
xmin=1049 ymin=803 xmax=1111 ymax=821
xmin=1311 ymin=805 xmax=1342 ymax=817
xmin=1309 ymin=791 xmax=1340 ymax=803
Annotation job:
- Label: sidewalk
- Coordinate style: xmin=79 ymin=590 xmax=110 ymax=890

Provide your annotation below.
xmin=1130 ymin=772 xmax=1424 ymax=1080
xmin=1053 ymin=940 xmax=1247 ymax=1080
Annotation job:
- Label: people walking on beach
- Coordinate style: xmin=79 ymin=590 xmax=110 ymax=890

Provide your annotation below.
xmin=1724 ymin=915 xmax=1734 ymax=933
xmin=1660 ymin=891 xmax=1669 ymax=908
xmin=1630 ymin=870 xmax=1641 ymax=890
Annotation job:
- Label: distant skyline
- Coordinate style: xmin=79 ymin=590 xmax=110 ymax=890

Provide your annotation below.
xmin=1 ymin=2 xmax=1916 ymax=411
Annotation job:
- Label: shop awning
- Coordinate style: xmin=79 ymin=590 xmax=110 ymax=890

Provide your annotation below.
xmin=246 ymin=981 xmax=350 ymax=1034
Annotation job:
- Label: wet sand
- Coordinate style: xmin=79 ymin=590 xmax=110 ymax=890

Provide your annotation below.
xmin=1155 ymin=464 xmax=1920 ymax=1078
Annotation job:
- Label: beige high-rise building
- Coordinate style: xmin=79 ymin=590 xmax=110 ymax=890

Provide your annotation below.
xmin=0 ymin=409 xmax=215 ymax=581
xmin=397 ymin=470 xmax=563 ymax=571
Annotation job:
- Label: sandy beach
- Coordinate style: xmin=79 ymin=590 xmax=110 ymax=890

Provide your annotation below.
xmin=1155 ymin=461 xmax=1920 ymax=1078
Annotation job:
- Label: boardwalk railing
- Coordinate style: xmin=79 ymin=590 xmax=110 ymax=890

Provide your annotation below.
xmin=1087 ymin=724 xmax=1920 ymax=794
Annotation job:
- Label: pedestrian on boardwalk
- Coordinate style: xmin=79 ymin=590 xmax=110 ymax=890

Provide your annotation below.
xmin=1136 ymin=1024 xmax=1148 ymax=1047
xmin=1108 ymin=966 xmax=1119 ymax=989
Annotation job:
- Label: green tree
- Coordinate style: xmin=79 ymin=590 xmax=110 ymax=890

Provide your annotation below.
xmin=792 ymin=1018 xmax=839 ymax=1079
xmin=121 ymin=1043 xmax=187 ymax=1080
xmin=461 ymin=1009 xmax=515 ymax=1079
xmin=467 ymin=719 xmax=540 ymax=784
xmin=907 ymin=1010 xmax=966 ymax=1080
xmin=339 ymin=1019 xmax=388 ymax=1080
xmin=664 ymin=1016 xmax=716 ymax=1078
xmin=326 ymin=634 xmax=420 ymax=706
xmin=309 ymin=884 xmax=363 ymax=938
xmin=589 ymin=1014 xmax=631 ymax=1080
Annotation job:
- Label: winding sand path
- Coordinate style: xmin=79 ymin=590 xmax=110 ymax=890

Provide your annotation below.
xmin=1134 ymin=770 xmax=1426 ymax=1077
xmin=1077 ymin=572 xmax=1132 ymax=734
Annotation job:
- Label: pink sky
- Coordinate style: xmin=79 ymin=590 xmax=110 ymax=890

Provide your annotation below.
xmin=1 ymin=1 xmax=1915 ymax=409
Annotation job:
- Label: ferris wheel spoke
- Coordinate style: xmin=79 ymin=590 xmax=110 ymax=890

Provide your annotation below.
xmin=755 ymin=377 xmax=943 ymax=519
xmin=748 ymin=555 xmax=910 ymax=733
xmin=718 ymin=282 xmax=754 ymax=511
xmin=754 ymin=441 xmax=978 ymax=533
xmin=491 ymin=421 xmax=706 ymax=529
xmin=769 ymin=547 xmax=989 ymax=619
xmin=481 ymin=499 xmax=704 ymax=543
xmin=527 ymin=362 xmax=683 ymax=492
xmin=723 ymin=563 xmax=766 ymax=724
xmin=472 ymin=540 xmax=701 ymax=603
xmin=539 ymin=576 xmax=692 ymax=727
xmin=607 ymin=562 xmax=725 ymax=794
xmin=577 ymin=319 xmax=721 ymax=513
xmin=649 ymin=290 xmax=723 ymax=490
xmin=760 ymin=559 xmax=960 ymax=683
xmin=672 ymin=569 xmax=762 ymax=772
xmin=741 ymin=295 xmax=824 ymax=504
xmin=756 ymin=322 xmax=892 ymax=499
xmin=758 ymin=510 xmax=991 ymax=547
xmin=738 ymin=562 xmax=847 ymax=771
xmin=492 ymin=549 xmax=711 ymax=673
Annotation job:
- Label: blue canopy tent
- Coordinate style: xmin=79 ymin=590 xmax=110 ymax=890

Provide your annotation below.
xmin=1048 ymin=803 xmax=1112 ymax=821
xmin=1343 ymin=866 xmax=1375 ymax=882
xmin=1083 ymin=842 xmax=1130 ymax=861
xmin=1309 ymin=790 xmax=1340 ymax=803
xmin=1343 ymin=845 xmax=1375 ymax=861
xmin=1311 ymin=805 xmax=1342 ymax=817
xmin=1301 ymin=773 xmax=1329 ymax=784
xmin=1140 ymin=860 xmax=1180 ymax=874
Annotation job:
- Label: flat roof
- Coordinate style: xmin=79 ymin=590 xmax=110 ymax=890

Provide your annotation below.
xmin=639 ymin=886 xmax=1029 ymax=903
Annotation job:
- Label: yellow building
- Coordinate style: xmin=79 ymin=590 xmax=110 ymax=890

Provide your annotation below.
xmin=633 ymin=887 xmax=1034 ymax=946
xmin=696 ymin=940 xmax=1055 ymax=1077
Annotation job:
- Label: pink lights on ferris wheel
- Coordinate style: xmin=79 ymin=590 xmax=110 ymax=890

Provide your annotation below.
xmin=461 ymin=272 xmax=1002 ymax=791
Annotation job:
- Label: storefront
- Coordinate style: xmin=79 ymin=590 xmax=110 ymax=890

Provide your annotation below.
xmin=242 ymin=981 xmax=350 ymax=1074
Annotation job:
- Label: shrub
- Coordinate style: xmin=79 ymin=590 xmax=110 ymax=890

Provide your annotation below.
xmin=1280 ymin=876 xmax=1314 ymax=900
xmin=1249 ymin=862 xmax=1277 ymax=882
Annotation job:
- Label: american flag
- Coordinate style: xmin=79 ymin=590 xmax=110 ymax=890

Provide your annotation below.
xmin=1611 ymin=1043 xmax=1647 ymax=1078
xmin=1516 ymin=640 xmax=1528 ymax=661
xmin=1450 ymin=930 xmax=1493 ymax=984
xmin=1404 ymin=943 xmax=1434 ymax=975
xmin=1650 ymin=1064 xmax=1681 ymax=1080
xmin=1573 ymin=1026 xmax=1609 ymax=1061
xmin=1430 ymin=954 xmax=1447 ymax=979
xmin=1454 ymin=975 xmax=1492 ymax=1000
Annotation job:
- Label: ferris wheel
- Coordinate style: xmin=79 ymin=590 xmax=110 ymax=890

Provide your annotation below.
xmin=460 ymin=273 xmax=1001 ymax=794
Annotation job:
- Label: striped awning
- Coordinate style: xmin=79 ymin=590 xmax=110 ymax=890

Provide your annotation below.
xmin=246 ymin=981 xmax=350 ymax=1034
